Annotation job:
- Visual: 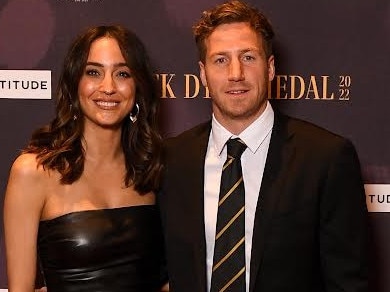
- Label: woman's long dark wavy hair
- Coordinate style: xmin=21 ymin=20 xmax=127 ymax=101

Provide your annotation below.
xmin=24 ymin=25 xmax=162 ymax=193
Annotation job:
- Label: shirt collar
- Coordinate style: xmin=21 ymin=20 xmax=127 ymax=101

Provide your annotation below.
xmin=211 ymin=101 xmax=274 ymax=156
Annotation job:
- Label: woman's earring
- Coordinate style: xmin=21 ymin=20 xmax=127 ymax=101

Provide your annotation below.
xmin=129 ymin=103 xmax=139 ymax=123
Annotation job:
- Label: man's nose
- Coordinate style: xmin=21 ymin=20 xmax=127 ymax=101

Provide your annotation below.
xmin=228 ymin=59 xmax=244 ymax=81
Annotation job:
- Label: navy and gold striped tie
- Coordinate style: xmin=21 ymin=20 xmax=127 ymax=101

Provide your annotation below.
xmin=211 ymin=138 xmax=247 ymax=292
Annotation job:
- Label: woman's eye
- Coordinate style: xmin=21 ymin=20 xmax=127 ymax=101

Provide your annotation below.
xmin=118 ymin=71 xmax=131 ymax=78
xmin=85 ymin=69 xmax=99 ymax=76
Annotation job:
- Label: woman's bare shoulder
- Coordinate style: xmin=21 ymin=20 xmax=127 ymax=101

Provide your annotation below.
xmin=11 ymin=153 xmax=39 ymax=175
xmin=5 ymin=153 xmax=49 ymax=217
xmin=9 ymin=153 xmax=46 ymax=181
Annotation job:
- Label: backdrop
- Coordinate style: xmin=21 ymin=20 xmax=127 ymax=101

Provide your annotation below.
xmin=0 ymin=0 xmax=389 ymax=290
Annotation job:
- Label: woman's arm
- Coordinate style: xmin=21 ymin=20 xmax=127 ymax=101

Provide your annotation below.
xmin=4 ymin=154 xmax=46 ymax=292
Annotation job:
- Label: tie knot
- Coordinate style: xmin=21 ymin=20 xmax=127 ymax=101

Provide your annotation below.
xmin=226 ymin=138 xmax=247 ymax=159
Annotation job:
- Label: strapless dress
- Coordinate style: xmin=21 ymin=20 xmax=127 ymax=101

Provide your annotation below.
xmin=37 ymin=205 xmax=166 ymax=292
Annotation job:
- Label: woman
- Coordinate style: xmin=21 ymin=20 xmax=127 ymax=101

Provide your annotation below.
xmin=4 ymin=25 xmax=168 ymax=291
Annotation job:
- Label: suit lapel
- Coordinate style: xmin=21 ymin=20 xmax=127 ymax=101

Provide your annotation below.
xmin=249 ymin=112 xmax=295 ymax=291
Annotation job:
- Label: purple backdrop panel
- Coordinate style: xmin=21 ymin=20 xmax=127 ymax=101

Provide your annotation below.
xmin=0 ymin=0 xmax=388 ymax=290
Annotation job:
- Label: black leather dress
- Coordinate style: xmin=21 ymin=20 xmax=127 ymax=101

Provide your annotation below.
xmin=37 ymin=205 xmax=166 ymax=292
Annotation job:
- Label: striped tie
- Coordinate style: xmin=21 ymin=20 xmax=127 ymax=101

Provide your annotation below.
xmin=211 ymin=138 xmax=247 ymax=292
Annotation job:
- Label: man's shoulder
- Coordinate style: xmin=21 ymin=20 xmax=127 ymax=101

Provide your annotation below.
xmin=277 ymin=112 xmax=354 ymax=153
xmin=164 ymin=120 xmax=211 ymax=148
xmin=280 ymin=113 xmax=346 ymax=141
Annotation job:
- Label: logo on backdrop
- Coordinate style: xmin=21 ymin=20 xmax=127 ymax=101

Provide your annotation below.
xmin=365 ymin=184 xmax=390 ymax=212
xmin=269 ymin=75 xmax=351 ymax=101
xmin=0 ymin=70 xmax=51 ymax=99
xmin=156 ymin=73 xmax=352 ymax=101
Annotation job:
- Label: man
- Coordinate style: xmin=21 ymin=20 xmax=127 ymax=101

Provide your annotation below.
xmin=159 ymin=1 xmax=368 ymax=292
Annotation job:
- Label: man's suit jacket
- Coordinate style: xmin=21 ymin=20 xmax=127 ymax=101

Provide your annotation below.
xmin=159 ymin=112 xmax=368 ymax=292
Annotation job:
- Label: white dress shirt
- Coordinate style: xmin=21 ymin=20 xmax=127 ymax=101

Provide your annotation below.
xmin=204 ymin=101 xmax=274 ymax=292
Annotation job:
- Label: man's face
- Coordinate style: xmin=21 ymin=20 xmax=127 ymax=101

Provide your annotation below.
xmin=199 ymin=22 xmax=275 ymax=133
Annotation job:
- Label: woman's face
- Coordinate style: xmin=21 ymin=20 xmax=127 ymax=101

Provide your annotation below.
xmin=78 ymin=36 xmax=136 ymax=130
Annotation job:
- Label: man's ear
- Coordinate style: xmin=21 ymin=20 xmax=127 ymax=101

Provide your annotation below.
xmin=199 ymin=61 xmax=208 ymax=87
xmin=268 ymin=55 xmax=275 ymax=81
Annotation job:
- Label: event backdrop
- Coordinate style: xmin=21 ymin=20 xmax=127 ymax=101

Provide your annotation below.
xmin=0 ymin=0 xmax=389 ymax=290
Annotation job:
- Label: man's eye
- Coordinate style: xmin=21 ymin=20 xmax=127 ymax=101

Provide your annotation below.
xmin=215 ymin=58 xmax=226 ymax=64
xmin=243 ymin=55 xmax=255 ymax=61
